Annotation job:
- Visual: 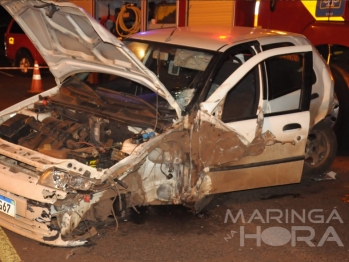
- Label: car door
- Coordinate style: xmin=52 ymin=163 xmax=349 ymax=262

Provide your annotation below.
xmin=195 ymin=44 xmax=313 ymax=194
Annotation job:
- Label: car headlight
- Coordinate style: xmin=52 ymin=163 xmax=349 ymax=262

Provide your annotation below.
xmin=38 ymin=167 xmax=98 ymax=191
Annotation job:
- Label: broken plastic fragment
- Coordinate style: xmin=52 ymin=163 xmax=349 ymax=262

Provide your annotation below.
xmin=313 ymin=171 xmax=337 ymax=181
xmin=325 ymin=171 xmax=337 ymax=180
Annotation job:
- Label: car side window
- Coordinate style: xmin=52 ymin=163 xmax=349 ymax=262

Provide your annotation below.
xmin=265 ymin=53 xmax=305 ymax=113
xmin=221 ymin=65 xmax=259 ymax=122
xmin=207 ymin=50 xmax=255 ymax=98
xmin=207 ymin=44 xmax=259 ymax=122
xmin=9 ymin=21 xmax=24 ymax=34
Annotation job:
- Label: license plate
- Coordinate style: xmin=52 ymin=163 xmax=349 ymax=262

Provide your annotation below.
xmin=0 ymin=194 xmax=16 ymax=217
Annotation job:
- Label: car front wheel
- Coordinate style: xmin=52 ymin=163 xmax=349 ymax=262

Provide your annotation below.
xmin=303 ymin=121 xmax=337 ymax=175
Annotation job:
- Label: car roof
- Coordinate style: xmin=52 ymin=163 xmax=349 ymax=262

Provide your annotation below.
xmin=128 ymin=26 xmax=301 ymax=51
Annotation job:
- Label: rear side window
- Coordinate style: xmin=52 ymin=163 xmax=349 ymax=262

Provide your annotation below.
xmin=264 ymin=52 xmax=314 ymax=114
xmin=266 ymin=53 xmax=303 ymax=100
xmin=9 ymin=21 xmax=24 ymax=34
xmin=263 ymin=42 xmax=316 ymax=85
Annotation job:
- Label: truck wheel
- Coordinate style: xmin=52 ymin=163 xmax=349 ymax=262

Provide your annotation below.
xmin=329 ymin=64 xmax=349 ymax=153
xmin=15 ymin=50 xmax=34 ymax=75
xmin=304 ymin=121 xmax=337 ymax=175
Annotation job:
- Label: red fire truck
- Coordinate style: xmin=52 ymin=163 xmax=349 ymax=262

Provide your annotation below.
xmin=4 ymin=1 xmax=95 ymax=75
xmin=4 ymin=19 xmax=45 ymax=75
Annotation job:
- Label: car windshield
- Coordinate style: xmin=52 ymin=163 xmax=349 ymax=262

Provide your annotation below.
xmin=123 ymin=40 xmax=215 ymax=108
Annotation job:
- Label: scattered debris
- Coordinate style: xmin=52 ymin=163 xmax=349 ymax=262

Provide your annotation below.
xmin=66 ymin=249 xmax=75 ymax=260
xmin=313 ymin=171 xmax=337 ymax=181
xmin=325 ymin=171 xmax=337 ymax=180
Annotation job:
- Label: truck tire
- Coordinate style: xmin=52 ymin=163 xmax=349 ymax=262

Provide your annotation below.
xmin=15 ymin=50 xmax=34 ymax=75
xmin=329 ymin=64 xmax=349 ymax=153
xmin=303 ymin=121 xmax=337 ymax=175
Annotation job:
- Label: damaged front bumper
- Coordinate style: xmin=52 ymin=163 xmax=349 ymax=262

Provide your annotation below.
xmin=0 ymin=140 xmax=109 ymax=246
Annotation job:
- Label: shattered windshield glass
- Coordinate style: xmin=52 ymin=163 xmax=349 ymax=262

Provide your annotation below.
xmin=124 ymin=40 xmax=214 ymax=108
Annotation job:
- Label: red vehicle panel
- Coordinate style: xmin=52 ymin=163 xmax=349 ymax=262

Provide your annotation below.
xmin=5 ymin=19 xmax=45 ymax=74
xmin=255 ymin=1 xmax=349 ymax=49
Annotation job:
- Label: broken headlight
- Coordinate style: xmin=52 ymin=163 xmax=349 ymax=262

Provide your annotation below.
xmin=38 ymin=167 xmax=97 ymax=191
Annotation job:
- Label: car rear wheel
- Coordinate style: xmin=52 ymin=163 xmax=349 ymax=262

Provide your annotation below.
xmin=15 ymin=50 xmax=33 ymax=75
xmin=303 ymin=121 xmax=337 ymax=175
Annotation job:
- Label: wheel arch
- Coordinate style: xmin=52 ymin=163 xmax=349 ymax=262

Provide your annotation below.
xmin=315 ymin=44 xmax=349 ymax=65
xmin=15 ymin=47 xmax=34 ymax=63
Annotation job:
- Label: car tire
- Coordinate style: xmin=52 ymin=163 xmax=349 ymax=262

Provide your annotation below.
xmin=303 ymin=120 xmax=337 ymax=175
xmin=15 ymin=50 xmax=34 ymax=75
xmin=330 ymin=64 xmax=349 ymax=153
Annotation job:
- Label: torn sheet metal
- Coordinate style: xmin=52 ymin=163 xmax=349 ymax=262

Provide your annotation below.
xmin=191 ymin=110 xmax=290 ymax=170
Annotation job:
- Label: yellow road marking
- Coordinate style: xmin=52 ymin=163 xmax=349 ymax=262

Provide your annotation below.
xmin=0 ymin=227 xmax=21 ymax=262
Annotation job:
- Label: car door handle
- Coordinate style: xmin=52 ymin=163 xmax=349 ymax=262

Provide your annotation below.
xmin=283 ymin=123 xmax=301 ymax=131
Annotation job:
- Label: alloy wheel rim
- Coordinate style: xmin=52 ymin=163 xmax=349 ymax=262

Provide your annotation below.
xmin=19 ymin=57 xmax=30 ymax=73
xmin=305 ymin=130 xmax=329 ymax=167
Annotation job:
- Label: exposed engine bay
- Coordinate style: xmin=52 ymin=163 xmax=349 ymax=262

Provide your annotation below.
xmin=0 ymin=76 xmax=171 ymax=170
xmin=0 ymin=77 xmax=185 ymax=246
xmin=2 ymin=113 xmax=121 ymax=169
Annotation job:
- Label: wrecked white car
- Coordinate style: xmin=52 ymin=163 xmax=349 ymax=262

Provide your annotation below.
xmin=0 ymin=0 xmax=336 ymax=246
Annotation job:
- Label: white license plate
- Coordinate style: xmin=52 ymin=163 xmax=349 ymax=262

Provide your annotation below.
xmin=0 ymin=194 xmax=16 ymax=217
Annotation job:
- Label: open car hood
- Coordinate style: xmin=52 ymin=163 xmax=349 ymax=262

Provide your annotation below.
xmin=1 ymin=0 xmax=182 ymax=118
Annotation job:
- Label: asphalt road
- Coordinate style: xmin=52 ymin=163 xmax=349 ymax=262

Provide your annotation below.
xmin=0 ymin=55 xmax=55 ymax=109
xmin=0 ymin=55 xmax=348 ymax=262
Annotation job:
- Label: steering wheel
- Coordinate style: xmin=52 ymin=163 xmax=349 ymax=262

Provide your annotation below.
xmin=233 ymin=55 xmax=244 ymax=64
